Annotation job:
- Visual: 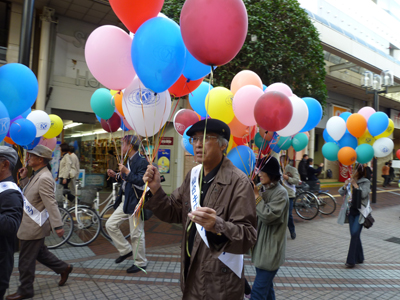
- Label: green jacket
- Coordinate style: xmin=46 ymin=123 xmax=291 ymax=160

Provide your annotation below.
xmin=251 ymin=182 xmax=289 ymax=271
xmin=282 ymin=164 xmax=300 ymax=198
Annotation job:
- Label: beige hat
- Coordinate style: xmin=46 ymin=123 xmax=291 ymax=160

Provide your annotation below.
xmin=27 ymin=145 xmax=53 ymax=160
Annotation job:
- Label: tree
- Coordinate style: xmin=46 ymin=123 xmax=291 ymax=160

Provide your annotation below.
xmin=162 ymin=0 xmax=327 ymax=106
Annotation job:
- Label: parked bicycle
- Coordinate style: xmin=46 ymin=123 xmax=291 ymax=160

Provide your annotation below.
xmin=293 ymin=181 xmax=337 ymax=220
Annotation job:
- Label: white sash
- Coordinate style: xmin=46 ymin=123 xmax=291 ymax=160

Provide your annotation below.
xmin=190 ymin=165 xmax=243 ymax=278
xmin=0 ymin=181 xmax=49 ymax=227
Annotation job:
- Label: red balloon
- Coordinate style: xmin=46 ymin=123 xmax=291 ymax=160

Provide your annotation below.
xmin=101 ymin=113 xmax=121 ymax=133
xmin=180 ymin=0 xmax=248 ymax=66
xmin=233 ymin=136 xmax=245 ymax=146
xmin=254 ymin=91 xmax=293 ymax=132
xmin=109 ymin=0 xmax=164 ymax=33
xmin=173 ymin=109 xmax=200 ymax=136
xmin=397 ymin=149 xmax=400 ymax=160
xmin=168 ymin=75 xmax=203 ymax=98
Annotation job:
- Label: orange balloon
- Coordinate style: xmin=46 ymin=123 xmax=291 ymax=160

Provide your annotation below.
xmin=229 ymin=116 xmax=248 ymax=137
xmin=230 ymin=70 xmax=263 ymax=95
xmin=114 ymin=92 xmax=124 ymax=117
xmin=3 ymin=136 xmax=15 ymax=145
xmin=338 ymin=147 xmax=357 ymax=166
xmin=168 ymin=75 xmax=203 ymax=98
xmin=258 ymin=127 xmax=274 ymax=141
xmin=346 ymin=113 xmax=367 ymax=138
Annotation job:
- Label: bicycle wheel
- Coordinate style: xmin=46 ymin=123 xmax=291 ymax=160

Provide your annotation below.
xmin=45 ymin=207 xmax=74 ymax=249
xmin=294 ymin=192 xmax=319 ymax=220
xmin=317 ymin=192 xmax=336 ymax=215
xmin=100 ymin=205 xmax=131 ymax=241
xmin=67 ymin=206 xmax=101 ymax=247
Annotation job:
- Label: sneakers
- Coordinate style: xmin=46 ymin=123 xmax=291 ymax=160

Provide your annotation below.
xmin=127 ymin=264 xmax=147 ymax=273
xmin=115 ymin=251 xmax=133 ymax=264
xmin=345 ymin=263 xmax=355 ymax=268
xmin=290 ymin=232 xmax=296 ymax=240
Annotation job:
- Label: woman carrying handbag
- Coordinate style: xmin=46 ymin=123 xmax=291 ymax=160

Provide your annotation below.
xmin=338 ymin=164 xmax=371 ymax=268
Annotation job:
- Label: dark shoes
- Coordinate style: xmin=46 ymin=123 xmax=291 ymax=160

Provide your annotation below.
xmin=6 ymin=293 xmax=33 ymax=300
xmin=127 ymin=264 xmax=147 ymax=273
xmin=345 ymin=263 xmax=355 ymax=268
xmin=115 ymin=251 xmax=133 ymax=264
xmin=290 ymin=232 xmax=296 ymax=240
xmin=59 ymin=264 xmax=73 ymax=286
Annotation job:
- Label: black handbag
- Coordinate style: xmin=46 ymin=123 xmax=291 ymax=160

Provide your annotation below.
xmin=363 ymin=213 xmax=375 ymax=229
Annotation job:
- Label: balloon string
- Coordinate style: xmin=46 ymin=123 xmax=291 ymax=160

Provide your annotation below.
xmin=234 ymin=146 xmax=250 ymax=176
xmin=106 ymin=121 xmax=121 ymax=164
xmin=251 ymin=132 xmax=269 ymax=180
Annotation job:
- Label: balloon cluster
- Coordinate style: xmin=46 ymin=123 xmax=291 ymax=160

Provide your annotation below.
xmin=174 ymin=69 xmax=323 ymax=174
xmin=86 ymin=0 xmax=249 ymax=137
xmin=0 ymin=63 xmax=63 ymax=149
xmin=322 ymin=107 xmax=394 ymax=165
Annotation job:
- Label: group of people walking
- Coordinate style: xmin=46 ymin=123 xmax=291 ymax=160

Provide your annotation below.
xmin=0 ymin=118 xmax=374 ymax=300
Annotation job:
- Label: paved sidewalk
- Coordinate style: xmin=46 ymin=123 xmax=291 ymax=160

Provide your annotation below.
xmin=5 ymin=186 xmax=400 ymax=299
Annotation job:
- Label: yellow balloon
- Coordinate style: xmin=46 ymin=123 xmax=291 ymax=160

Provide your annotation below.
xmin=205 ymin=87 xmax=235 ymax=124
xmin=358 ymin=129 xmax=375 ymax=146
xmin=42 ymin=114 xmax=63 ymax=139
xmin=226 ymin=135 xmax=234 ymax=153
xmin=375 ymin=118 xmax=394 ymax=139
xmin=110 ymin=89 xmax=119 ymax=96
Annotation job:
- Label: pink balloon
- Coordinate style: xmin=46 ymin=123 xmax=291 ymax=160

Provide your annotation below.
xmin=39 ymin=137 xmax=57 ymax=150
xmin=173 ymin=109 xmax=200 ymax=136
xmin=357 ymin=107 xmax=376 ymax=121
xmin=265 ymin=82 xmax=293 ymax=98
xmin=122 ymin=117 xmax=134 ymax=131
xmin=85 ymin=25 xmax=136 ymax=90
xmin=232 ymin=85 xmax=264 ymax=126
xmin=180 ymin=0 xmax=248 ymax=66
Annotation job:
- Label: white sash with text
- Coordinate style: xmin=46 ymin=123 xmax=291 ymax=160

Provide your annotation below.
xmin=0 ymin=181 xmax=49 ymax=227
xmin=190 ymin=165 xmax=243 ymax=278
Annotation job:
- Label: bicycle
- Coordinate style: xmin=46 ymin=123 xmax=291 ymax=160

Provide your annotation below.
xmin=305 ymin=180 xmax=336 ymax=215
xmin=293 ymin=182 xmax=320 ymax=220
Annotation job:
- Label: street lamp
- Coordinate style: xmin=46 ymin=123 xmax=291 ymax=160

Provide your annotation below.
xmin=361 ymin=70 xmax=394 ymax=203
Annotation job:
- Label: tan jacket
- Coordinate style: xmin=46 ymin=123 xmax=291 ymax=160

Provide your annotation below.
xmin=69 ymin=152 xmax=80 ymax=178
xmin=59 ymin=153 xmax=72 ymax=179
xmin=18 ymin=167 xmax=63 ymax=240
xmin=145 ymin=158 xmax=257 ymax=300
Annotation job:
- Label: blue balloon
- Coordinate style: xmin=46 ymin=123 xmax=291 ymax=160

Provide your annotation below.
xmin=22 ymin=136 xmax=41 ymax=150
xmin=183 ymin=50 xmax=212 ymax=81
xmin=9 ymin=118 xmax=36 ymax=146
xmin=183 ymin=126 xmax=194 ymax=155
xmin=339 ymin=112 xmax=351 ymax=122
xmin=367 ymin=112 xmax=389 ymax=137
xmin=0 ymin=63 xmax=38 ymax=119
xmin=323 ymin=129 xmax=335 ymax=143
xmin=269 ymin=134 xmax=282 ymax=153
xmin=132 ymin=17 xmax=186 ymax=93
xmin=21 ymin=108 xmax=31 ymax=118
xmin=95 ymin=114 xmax=102 ymax=123
xmin=227 ymin=145 xmax=256 ymax=175
xmin=0 ymin=101 xmax=10 ymax=142
xmin=189 ymin=82 xmax=213 ymax=118
xmin=338 ymin=133 xmax=358 ymax=149
xmin=262 ymin=84 xmax=267 ymax=91
xmin=300 ymin=97 xmax=323 ymax=132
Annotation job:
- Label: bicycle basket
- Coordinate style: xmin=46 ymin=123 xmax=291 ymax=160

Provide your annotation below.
xmin=296 ymin=182 xmax=310 ymax=192
xmin=55 ymin=184 xmax=65 ymax=205
xmin=77 ymin=186 xmax=97 ymax=207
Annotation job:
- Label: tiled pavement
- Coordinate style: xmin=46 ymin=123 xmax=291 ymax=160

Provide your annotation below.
xmin=5 ymin=185 xmax=400 ymax=299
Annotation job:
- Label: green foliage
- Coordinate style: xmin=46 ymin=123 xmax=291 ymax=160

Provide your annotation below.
xmin=162 ymin=0 xmax=327 ymax=107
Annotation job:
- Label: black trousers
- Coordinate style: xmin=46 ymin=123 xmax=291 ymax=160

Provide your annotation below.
xmin=60 ymin=178 xmax=75 ymax=202
xmin=17 ymin=238 xmax=68 ymax=296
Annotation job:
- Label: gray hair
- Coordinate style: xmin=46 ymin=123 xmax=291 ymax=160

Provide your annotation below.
xmin=217 ymin=136 xmax=229 ymax=154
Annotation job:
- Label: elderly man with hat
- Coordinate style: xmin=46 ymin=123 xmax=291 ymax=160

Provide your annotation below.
xmin=251 ymin=156 xmax=289 ymax=300
xmin=0 ymin=146 xmax=23 ymax=300
xmin=143 ymin=119 xmax=257 ymax=299
xmin=106 ymin=135 xmax=149 ymax=273
xmin=6 ymin=145 xmax=72 ymax=300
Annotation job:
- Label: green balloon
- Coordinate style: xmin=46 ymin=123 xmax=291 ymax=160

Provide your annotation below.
xmin=322 ymin=142 xmax=339 ymax=161
xmin=292 ymin=133 xmax=309 ymax=151
xmin=277 ymin=136 xmax=292 ymax=150
xmin=356 ymin=144 xmax=374 ymax=164
xmin=254 ymin=132 xmax=267 ymax=150
xmin=90 ymin=88 xmax=114 ymax=120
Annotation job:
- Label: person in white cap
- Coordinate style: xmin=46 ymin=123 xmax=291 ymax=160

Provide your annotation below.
xmin=0 ymin=146 xmax=23 ymax=300
xmin=6 ymin=145 xmax=72 ymax=300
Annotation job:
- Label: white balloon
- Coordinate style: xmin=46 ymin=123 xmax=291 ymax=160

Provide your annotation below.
xmin=26 ymin=110 xmax=51 ymax=137
xmin=277 ymin=95 xmax=308 ymax=137
xmin=326 ymin=116 xmax=346 ymax=141
xmin=122 ymin=77 xmax=171 ymax=137
xmin=373 ymin=137 xmax=394 ymax=158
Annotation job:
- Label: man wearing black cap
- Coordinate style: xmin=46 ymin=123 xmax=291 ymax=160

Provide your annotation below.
xmin=0 ymin=146 xmax=23 ymax=300
xmin=143 ymin=119 xmax=257 ymax=299
xmin=106 ymin=135 xmax=149 ymax=273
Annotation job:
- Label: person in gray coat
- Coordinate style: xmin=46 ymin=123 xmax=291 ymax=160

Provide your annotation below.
xmin=338 ymin=164 xmax=371 ymax=268
xmin=251 ymin=156 xmax=289 ymax=300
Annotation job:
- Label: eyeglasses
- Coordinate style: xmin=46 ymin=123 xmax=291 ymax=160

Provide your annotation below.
xmin=189 ymin=135 xmax=219 ymax=145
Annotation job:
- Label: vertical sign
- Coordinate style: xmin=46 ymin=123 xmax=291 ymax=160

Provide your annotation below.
xmin=158 ymin=149 xmax=171 ymax=174
xmin=390 ymin=109 xmax=400 ymax=129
